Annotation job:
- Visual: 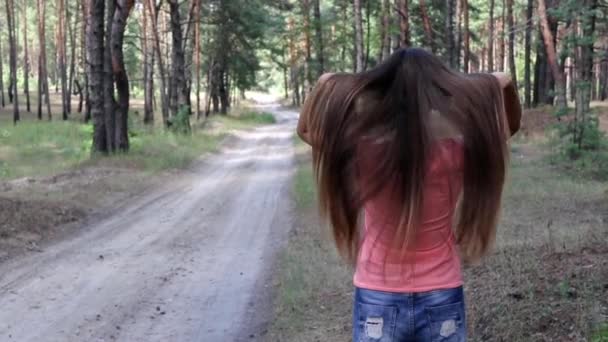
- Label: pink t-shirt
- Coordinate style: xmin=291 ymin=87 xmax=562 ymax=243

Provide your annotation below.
xmin=354 ymin=138 xmax=464 ymax=293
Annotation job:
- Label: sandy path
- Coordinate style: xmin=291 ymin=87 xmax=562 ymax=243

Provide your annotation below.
xmin=0 ymin=106 xmax=297 ymax=342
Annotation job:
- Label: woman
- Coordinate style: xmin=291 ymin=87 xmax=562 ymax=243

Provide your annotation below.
xmin=297 ymin=48 xmax=521 ymax=341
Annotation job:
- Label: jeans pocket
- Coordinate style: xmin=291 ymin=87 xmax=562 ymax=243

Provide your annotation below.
xmin=425 ymin=302 xmax=466 ymax=342
xmin=356 ymin=302 xmax=397 ymax=342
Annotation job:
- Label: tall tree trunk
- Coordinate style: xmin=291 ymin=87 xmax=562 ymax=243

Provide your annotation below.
xmin=37 ymin=0 xmax=52 ymax=120
xmin=56 ymin=0 xmax=68 ymax=120
xmin=353 ymin=0 xmax=364 ymax=72
xmin=0 ymin=25 xmax=5 ymax=108
xmin=302 ymin=0 xmax=313 ymax=95
xmin=379 ymin=0 xmax=391 ymax=60
xmin=194 ymin=0 xmax=201 ymax=118
xmin=6 ymin=0 xmax=18 ymax=123
xmin=455 ymin=0 xmax=463 ymax=69
xmin=498 ymin=0 xmax=505 ymax=71
xmin=445 ymin=0 xmax=456 ymax=68
xmin=419 ymin=0 xmax=434 ymax=52
xmin=313 ymin=0 xmax=324 ymax=77
xmin=22 ymin=1 xmax=31 ymax=112
xmin=462 ymin=0 xmax=469 ymax=72
xmin=538 ymin=0 xmax=566 ymax=108
xmin=398 ymin=0 xmax=409 ymax=48
xmin=524 ymin=0 xmax=532 ymax=108
xmin=146 ymin=0 xmax=169 ymax=126
xmin=111 ymin=0 xmax=134 ymax=151
xmin=142 ymin=0 xmax=153 ymax=124
xmin=487 ymin=0 xmax=494 ymax=72
xmin=104 ymin=0 xmax=116 ymax=151
xmin=68 ymin=1 xmax=79 ymax=114
xmin=168 ymin=0 xmax=190 ymax=119
xmin=81 ymin=0 xmax=91 ymax=120
xmin=88 ymin=0 xmax=107 ymax=153
xmin=507 ymin=0 xmax=517 ymax=87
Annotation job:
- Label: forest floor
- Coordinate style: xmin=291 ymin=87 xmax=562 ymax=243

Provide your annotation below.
xmin=269 ymin=106 xmax=608 ymax=342
xmin=0 ymin=101 xmax=297 ymax=341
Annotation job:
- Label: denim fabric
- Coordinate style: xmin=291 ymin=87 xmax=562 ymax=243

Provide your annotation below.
xmin=352 ymin=286 xmax=466 ymax=342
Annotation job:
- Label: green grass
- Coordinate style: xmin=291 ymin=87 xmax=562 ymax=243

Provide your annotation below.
xmin=593 ymin=325 xmax=608 ymax=342
xmin=0 ymin=110 xmax=276 ymax=180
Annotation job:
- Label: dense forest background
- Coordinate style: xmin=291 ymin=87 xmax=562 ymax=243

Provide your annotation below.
xmin=0 ymin=0 xmax=606 ymax=158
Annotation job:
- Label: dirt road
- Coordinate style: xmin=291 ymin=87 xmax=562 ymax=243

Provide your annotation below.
xmin=0 ymin=106 xmax=297 ymax=342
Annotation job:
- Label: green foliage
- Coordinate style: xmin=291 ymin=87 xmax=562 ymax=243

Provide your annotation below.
xmin=593 ymin=324 xmax=608 ymax=342
xmin=168 ymin=106 xmax=192 ymax=135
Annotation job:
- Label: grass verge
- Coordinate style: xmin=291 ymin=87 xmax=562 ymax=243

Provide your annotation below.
xmin=0 ymin=110 xmax=276 ymax=180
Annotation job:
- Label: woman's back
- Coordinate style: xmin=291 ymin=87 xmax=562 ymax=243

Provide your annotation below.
xmin=355 ymin=138 xmax=465 ymax=292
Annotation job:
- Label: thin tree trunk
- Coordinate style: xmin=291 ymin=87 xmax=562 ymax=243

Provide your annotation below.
xmin=487 ymin=0 xmax=494 ymax=72
xmin=168 ymin=0 xmax=190 ymax=120
xmin=498 ymin=0 xmax=505 ymax=71
xmin=0 ymin=25 xmax=5 ymax=108
xmin=57 ymin=0 xmax=68 ymax=120
xmin=524 ymin=0 xmax=532 ymax=108
xmin=6 ymin=0 xmax=19 ymax=123
xmin=507 ymin=0 xmax=517 ymax=87
xmin=194 ymin=0 xmax=201 ymax=118
xmin=446 ymin=0 xmax=456 ymax=67
xmin=146 ymin=0 xmax=169 ymax=126
xmin=81 ymin=0 xmax=91 ymax=120
xmin=37 ymin=0 xmax=52 ymax=120
xmin=104 ymin=0 xmax=116 ymax=151
xmin=455 ymin=0 xmax=463 ymax=69
xmin=364 ymin=0 xmax=371 ymax=69
xmin=419 ymin=0 xmax=433 ymax=52
xmin=313 ymin=0 xmax=324 ymax=77
xmin=538 ymin=0 xmax=566 ymax=108
xmin=111 ymin=0 xmax=134 ymax=151
xmin=88 ymin=0 xmax=107 ymax=153
xmin=68 ymin=1 xmax=79 ymax=114
xmin=398 ymin=0 xmax=409 ymax=47
xmin=142 ymin=0 xmax=153 ymax=124
xmin=302 ymin=0 xmax=313 ymax=94
xmin=462 ymin=0 xmax=469 ymax=72
xmin=379 ymin=0 xmax=390 ymax=61
xmin=22 ymin=1 xmax=31 ymax=112
xmin=353 ymin=0 xmax=364 ymax=72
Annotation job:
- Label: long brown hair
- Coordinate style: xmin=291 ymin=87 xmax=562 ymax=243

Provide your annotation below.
xmin=302 ymin=48 xmax=510 ymax=263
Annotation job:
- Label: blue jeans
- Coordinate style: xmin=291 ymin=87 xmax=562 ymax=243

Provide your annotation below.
xmin=352 ymin=287 xmax=466 ymax=341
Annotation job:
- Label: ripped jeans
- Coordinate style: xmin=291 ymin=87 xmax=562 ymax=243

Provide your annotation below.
xmin=352 ymin=286 xmax=466 ymax=341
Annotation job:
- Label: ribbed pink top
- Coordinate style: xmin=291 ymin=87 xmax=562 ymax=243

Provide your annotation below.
xmin=354 ymin=138 xmax=464 ymax=293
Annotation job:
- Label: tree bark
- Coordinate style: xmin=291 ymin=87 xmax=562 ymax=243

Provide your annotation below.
xmin=194 ymin=0 xmax=201 ymax=118
xmin=146 ymin=0 xmax=169 ymax=126
xmin=419 ymin=0 xmax=433 ymax=52
xmin=379 ymin=0 xmax=391 ymax=60
xmin=57 ymin=0 xmax=68 ymax=120
xmin=104 ymin=0 xmax=116 ymax=151
xmin=111 ymin=0 xmax=134 ymax=151
xmin=313 ymin=0 xmax=324 ymax=77
xmin=142 ymin=0 xmax=154 ymax=124
xmin=68 ymin=1 xmax=79 ymax=114
xmin=507 ymin=0 xmax=517 ymax=87
xmin=6 ymin=0 xmax=19 ymax=123
xmin=302 ymin=0 xmax=313 ymax=94
xmin=524 ymin=0 xmax=532 ymax=107
xmin=168 ymin=0 xmax=190 ymax=119
xmin=487 ymin=0 xmax=494 ymax=72
xmin=462 ymin=0 xmax=469 ymax=72
xmin=538 ymin=0 xmax=566 ymax=108
xmin=81 ymin=0 xmax=91 ymax=120
xmin=498 ymin=0 xmax=505 ymax=71
xmin=0 ymin=24 xmax=5 ymax=108
xmin=22 ymin=0 xmax=31 ymax=112
xmin=37 ymin=0 xmax=52 ymax=120
xmin=88 ymin=0 xmax=107 ymax=153
xmin=398 ymin=0 xmax=409 ymax=48
xmin=446 ymin=0 xmax=456 ymax=68
xmin=353 ymin=0 xmax=364 ymax=72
